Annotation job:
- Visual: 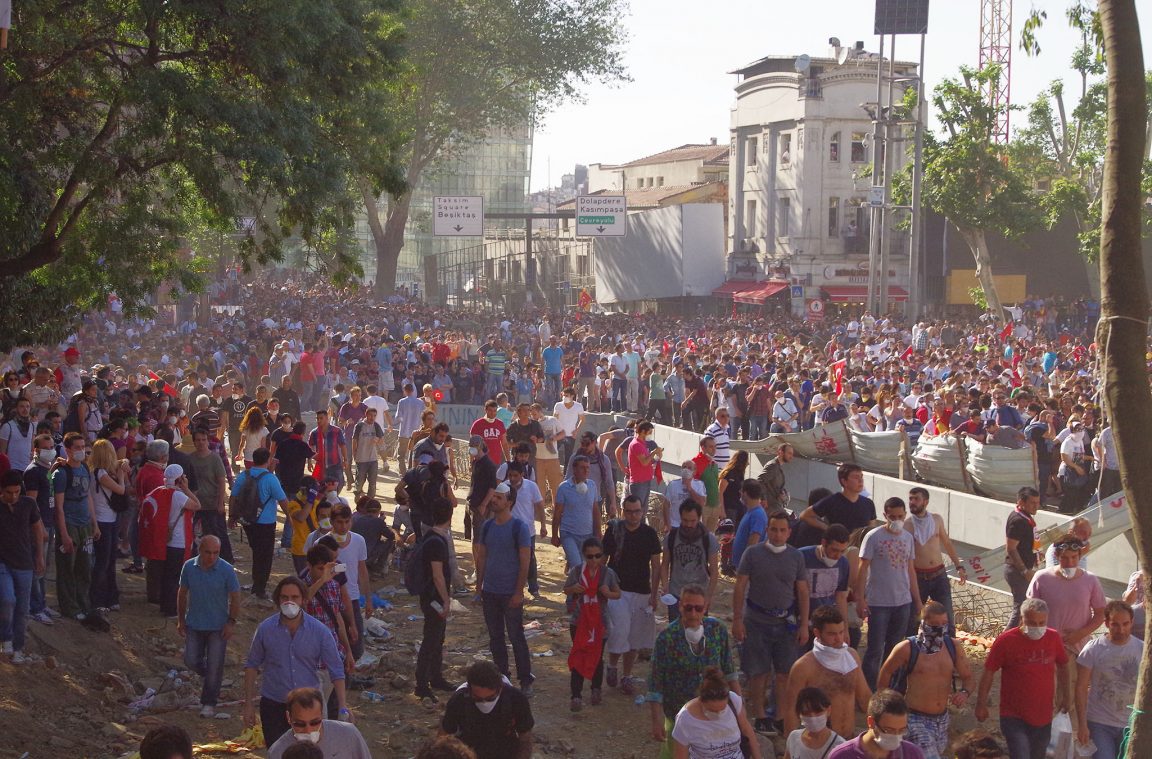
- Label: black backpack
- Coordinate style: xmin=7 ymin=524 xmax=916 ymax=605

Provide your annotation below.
xmin=888 ymin=635 xmax=958 ymax=694
xmin=96 ymin=468 xmax=132 ymax=514
xmin=232 ymin=470 xmax=270 ymax=525
xmin=404 ymin=531 xmax=448 ymax=596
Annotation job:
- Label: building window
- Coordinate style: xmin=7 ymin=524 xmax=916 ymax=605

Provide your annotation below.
xmin=745 ymin=199 xmax=757 ymax=237
xmin=828 ymin=197 xmax=840 ymax=237
xmin=747 ymin=136 xmax=758 ymax=167
xmin=636 ymin=178 xmax=645 ymax=189
xmin=779 ymin=133 xmax=792 ymax=165
xmin=647 ymin=177 xmax=654 ymax=188
xmin=656 ymin=176 xmax=664 ymax=187
xmin=778 ymin=197 xmax=790 ymax=237
xmin=830 ymin=131 xmax=840 ymax=162
xmin=851 ymin=132 xmax=867 ymax=163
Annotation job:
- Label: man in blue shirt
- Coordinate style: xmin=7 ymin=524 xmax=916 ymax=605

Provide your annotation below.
xmin=53 ymin=432 xmax=96 ymax=621
xmin=541 ymin=336 xmax=565 ymax=406
xmin=177 ymin=535 xmax=241 ymax=717
xmin=551 ymin=455 xmax=599 ymax=571
xmin=393 ymin=383 xmax=425 ymax=475
xmin=475 ymin=482 xmax=535 ymax=695
xmin=243 ymin=576 xmax=349 ymax=746
xmin=229 ymin=448 xmax=288 ymax=600
xmin=730 ymin=480 xmax=767 ymax=569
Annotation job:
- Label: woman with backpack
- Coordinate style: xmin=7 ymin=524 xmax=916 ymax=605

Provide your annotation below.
xmin=90 ymin=439 xmax=129 ymax=612
xmin=237 ymin=406 xmax=267 ymax=469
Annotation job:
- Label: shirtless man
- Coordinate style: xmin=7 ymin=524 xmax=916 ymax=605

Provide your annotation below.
xmin=906 ymin=487 xmax=965 ymax=635
xmin=782 ymin=606 xmax=871 ymax=738
xmin=878 ymin=602 xmax=975 ymax=759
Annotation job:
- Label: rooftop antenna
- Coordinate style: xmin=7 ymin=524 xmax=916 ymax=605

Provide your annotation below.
xmin=794 ymin=54 xmax=812 ymax=73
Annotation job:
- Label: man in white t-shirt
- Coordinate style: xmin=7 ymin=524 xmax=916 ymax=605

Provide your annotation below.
xmin=363 ymin=385 xmax=393 ymax=431
xmin=326 ymin=503 xmax=372 ymax=662
xmin=661 ymin=462 xmax=707 ymax=531
xmin=553 ymin=390 xmax=585 ymax=468
xmin=1076 ymin=600 xmax=1142 ymax=759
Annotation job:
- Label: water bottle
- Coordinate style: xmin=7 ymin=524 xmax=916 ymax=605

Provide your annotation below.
xmin=362 ymin=691 xmax=386 ymax=703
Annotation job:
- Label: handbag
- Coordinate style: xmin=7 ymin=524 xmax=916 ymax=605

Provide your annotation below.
xmin=726 ymin=697 xmax=753 ymax=758
xmin=1060 ymin=455 xmax=1090 ymax=488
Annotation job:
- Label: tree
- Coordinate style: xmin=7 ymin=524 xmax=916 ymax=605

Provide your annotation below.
xmin=1094 ymin=1 xmax=1151 ymax=755
xmin=921 ymin=67 xmax=1041 ymax=323
xmin=0 ymin=0 xmax=406 ymax=350
xmin=359 ymin=0 xmax=628 ymax=296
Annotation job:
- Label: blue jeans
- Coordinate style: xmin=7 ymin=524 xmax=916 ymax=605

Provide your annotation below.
xmin=999 ymin=716 xmax=1050 ymax=759
xmin=748 ymin=416 xmax=768 ymax=440
xmin=486 ymin=373 xmax=503 ymax=398
xmin=1088 ymin=721 xmax=1126 ymax=759
xmin=629 ymin=481 xmax=652 ymax=512
xmin=863 ymin=602 xmax=911 ymax=689
xmin=481 ymin=591 xmax=533 ymax=686
xmin=545 ymin=374 xmax=562 ymax=405
xmin=0 ymin=562 xmax=34 ymax=651
xmin=90 ymin=520 xmax=120 ymax=608
xmin=184 ymin=629 xmax=227 ymax=706
xmin=29 ymin=526 xmax=53 ymax=615
xmin=559 ymin=531 xmax=593 ymax=568
xmin=611 ymin=378 xmax=627 ymax=412
xmin=916 ymin=571 xmax=953 ymax=634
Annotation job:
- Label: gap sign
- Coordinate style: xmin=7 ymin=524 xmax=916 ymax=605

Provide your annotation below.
xmin=576 ymin=195 xmax=627 ymax=237
xmin=433 ymin=196 xmax=484 ymax=236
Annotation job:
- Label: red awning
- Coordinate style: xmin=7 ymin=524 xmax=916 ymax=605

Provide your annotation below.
xmin=711 ymin=280 xmax=759 ymax=297
xmin=821 ymin=285 xmax=909 ymax=302
xmin=733 ymin=281 xmax=789 ymax=305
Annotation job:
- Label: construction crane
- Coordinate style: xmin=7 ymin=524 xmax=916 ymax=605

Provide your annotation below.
xmin=979 ymin=0 xmax=1013 ymax=143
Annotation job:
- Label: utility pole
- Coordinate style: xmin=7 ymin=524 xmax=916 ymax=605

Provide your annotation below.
xmin=866 ymin=35 xmax=886 ymax=315
xmin=906 ymin=33 xmax=927 ymax=321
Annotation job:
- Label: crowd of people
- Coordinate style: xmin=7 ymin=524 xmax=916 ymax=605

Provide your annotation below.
xmin=0 ymin=275 xmax=1137 ymax=759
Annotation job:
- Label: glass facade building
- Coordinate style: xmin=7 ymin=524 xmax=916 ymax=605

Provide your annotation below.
xmin=356 ymin=124 xmax=533 ymax=290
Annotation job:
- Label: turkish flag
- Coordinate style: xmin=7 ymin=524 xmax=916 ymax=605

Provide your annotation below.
xmin=148 ymin=371 xmax=178 ymax=398
xmin=998 ymin=321 xmax=1013 ymax=342
xmin=829 ymin=359 xmax=847 ymax=396
xmin=900 ymin=345 xmax=914 ymax=362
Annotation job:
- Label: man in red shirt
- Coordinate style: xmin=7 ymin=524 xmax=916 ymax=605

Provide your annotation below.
xmin=975 ymin=597 xmax=1070 ymax=759
xmin=469 ymin=400 xmax=507 ymax=466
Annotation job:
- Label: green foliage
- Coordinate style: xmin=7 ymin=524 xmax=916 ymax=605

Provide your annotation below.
xmin=968 ymin=287 xmax=989 ymax=311
xmin=0 ymin=0 xmax=408 ymax=350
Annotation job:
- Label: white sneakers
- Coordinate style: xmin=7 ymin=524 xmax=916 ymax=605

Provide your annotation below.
xmin=31 ymin=611 xmax=53 ymax=626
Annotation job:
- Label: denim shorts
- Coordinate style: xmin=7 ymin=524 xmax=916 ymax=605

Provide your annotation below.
xmin=740 ymin=616 xmax=797 ymax=677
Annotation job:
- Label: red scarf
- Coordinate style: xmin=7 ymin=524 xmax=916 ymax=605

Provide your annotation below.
xmin=567 ymin=563 xmax=604 ymax=680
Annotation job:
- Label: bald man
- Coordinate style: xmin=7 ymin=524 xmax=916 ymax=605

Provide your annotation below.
xmin=178 ymin=535 xmax=242 ymax=718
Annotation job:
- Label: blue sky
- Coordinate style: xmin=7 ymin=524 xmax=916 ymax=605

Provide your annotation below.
xmin=529 ymin=0 xmax=1136 ymax=191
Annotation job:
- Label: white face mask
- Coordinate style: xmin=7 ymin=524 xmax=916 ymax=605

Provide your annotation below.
xmin=574 ymin=481 xmax=588 ymax=495
xmin=38 ymin=449 xmax=55 ymax=466
xmin=167 ymin=416 xmax=177 ymax=425
xmin=703 ymin=707 xmax=726 ymax=721
xmin=684 ymin=625 xmax=705 ymax=645
xmin=433 ymin=442 xmax=444 ymax=451
xmin=293 ymin=729 xmax=321 ymax=743
xmin=1023 ymin=625 xmax=1047 ymax=640
xmin=887 ymin=519 xmax=905 ymax=533
xmin=766 ymin=543 xmax=787 ymax=554
xmin=474 ymin=695 xmax=500 ymax=714
xmin=73 ymin=450 xmax=86 ymax=462
xmin=318 ymin=518 xmax=332 ymax=530
xmin=326 ymin=492 xmax=340 ymax=505
xmin=819 ymin=551 xmax=840 ymax=568
xmin=1059 ymin=566 xmax=1078 ymax=579
xmin=874 ymin=731 xmax=905 ymax=752
xmin=468 ymin=447 xmax=478 ymax=457
xmin=801 ymin=713 xmax=828 ymax=732
xmin=280 ymin=602 xmax=302 ymax=620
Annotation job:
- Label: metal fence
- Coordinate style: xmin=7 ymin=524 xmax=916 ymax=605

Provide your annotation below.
xmin=951 ymin=577 xmax=1015 ymax=640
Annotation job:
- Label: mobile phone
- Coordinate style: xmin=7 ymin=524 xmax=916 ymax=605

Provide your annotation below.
xmin=334 ymin=563 xmax=347 ymax=574
xmin=430 ymin=600 xmax=444 ymax=613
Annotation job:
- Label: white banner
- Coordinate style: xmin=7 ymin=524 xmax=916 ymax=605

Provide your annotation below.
xmin=964 ymin=491 xmax=1130 ymax=589
xmin=732 ymin=421 xmax=854 ymax=463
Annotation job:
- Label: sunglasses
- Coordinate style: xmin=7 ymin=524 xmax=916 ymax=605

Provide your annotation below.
xmin=1054 ymin=542 xmax=1084 ymax=552
xmin=584 ymin=552 xmax=603 ymax=560
xmin=681 ymin=604 xmax=706 ymax=613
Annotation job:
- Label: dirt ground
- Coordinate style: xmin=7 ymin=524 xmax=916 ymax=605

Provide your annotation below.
xmin=1 ymin=467 xmax=1000 ymax=759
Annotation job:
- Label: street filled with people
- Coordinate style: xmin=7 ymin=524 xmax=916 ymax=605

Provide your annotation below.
xmin=0 ymin=275 xmax=1139 ymax=759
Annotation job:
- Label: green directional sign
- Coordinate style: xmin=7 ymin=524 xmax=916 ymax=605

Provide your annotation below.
xmin=575 ymin=196 xmax=627 ymax=237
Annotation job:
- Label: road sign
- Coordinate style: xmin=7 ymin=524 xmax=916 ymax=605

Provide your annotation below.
xmin=806 ymin=299 xmax=825 ymax=322
xmin=790 ymin=285 xmax=804 ymax=299
xmin=433 ymin=196 xmax=484 ymax=236
xmin=868 ymin=186 xmax=885 ymax=207
xmin=576 ymin=195 xmax=627 ymax=237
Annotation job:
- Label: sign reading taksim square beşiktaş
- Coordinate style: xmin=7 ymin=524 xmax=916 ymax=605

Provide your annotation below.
xmin=576 ymin=195 xmax=627 ymax=237
xmin=433 ymin=196 xmax=484 ymax=236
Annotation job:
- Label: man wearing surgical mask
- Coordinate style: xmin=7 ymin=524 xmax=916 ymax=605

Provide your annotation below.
xmin=827 ymin=690 xmax=923 ymax=759
xmin=877 ymin=602 xmax=976 ymax=759
xmin=243 ymin=578 xmax=350 ymax=747
xmin=439 ymin=660 xmax=535 ymax=759
xmin=266 ymin=687 xmax=370 ymax=759
xmin=732 ymin=509 xmax=809 ymax=733
xmin=975 ymin=598 xmax=1070 ymax=759
xmin=551 ymin=456 xmax=600 ymax=572
xmin=855 ymin=497 xmax=921 ymax=690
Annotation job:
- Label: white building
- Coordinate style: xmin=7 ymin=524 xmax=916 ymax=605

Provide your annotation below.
xmin=587 ymin=141 xmax=729 ymax=193
xmin=728 ymin=52 xmax=918 ymax=306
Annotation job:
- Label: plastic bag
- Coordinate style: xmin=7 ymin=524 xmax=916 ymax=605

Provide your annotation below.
xmin=1049 ymin=711 xmax=1075 ymax=759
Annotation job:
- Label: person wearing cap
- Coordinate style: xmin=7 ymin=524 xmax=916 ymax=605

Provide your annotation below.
xmin=139 ymin=462 xmax=202 ymax=618
xmin=55 ymin=346 xmax=84 ymax=401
